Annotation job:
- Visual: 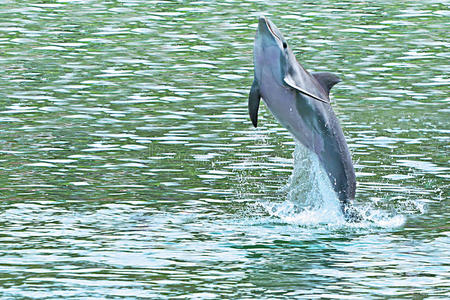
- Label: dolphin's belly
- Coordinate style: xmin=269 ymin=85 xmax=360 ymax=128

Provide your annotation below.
xmin=261 ymin=84 xmax=316 ymax=151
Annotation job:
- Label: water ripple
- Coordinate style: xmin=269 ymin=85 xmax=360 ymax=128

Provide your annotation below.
xmin=0 ymin=0 xmax=448 ymax=298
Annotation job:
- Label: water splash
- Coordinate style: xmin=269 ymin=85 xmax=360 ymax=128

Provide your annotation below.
xmin=259 ymin=142 xmax=406 ymax=228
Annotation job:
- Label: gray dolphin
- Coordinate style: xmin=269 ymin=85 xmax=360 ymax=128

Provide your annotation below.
xmin=249 ymin=17 xmax=356 ymax=212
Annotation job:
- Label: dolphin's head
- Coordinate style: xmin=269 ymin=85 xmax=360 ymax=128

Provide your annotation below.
xmin=254 ymin=16 xmax=291 ymax=86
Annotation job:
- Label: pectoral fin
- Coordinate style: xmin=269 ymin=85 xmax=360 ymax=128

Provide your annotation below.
xmin=248 ymin=79 xmax=261 ymax=127
xmin=284 ymin=70 xmax=330 ymax=104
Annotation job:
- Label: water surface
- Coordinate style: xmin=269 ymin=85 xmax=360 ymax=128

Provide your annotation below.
xmin=0 ymin=0 xmax=448 ymax=298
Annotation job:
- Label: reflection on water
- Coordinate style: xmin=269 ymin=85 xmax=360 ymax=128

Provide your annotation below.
xmin=0 ymin=0 xmax=448 ymax=298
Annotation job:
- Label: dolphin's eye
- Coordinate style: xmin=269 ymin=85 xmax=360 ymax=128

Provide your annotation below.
xmin=283 ymin=42 xmax=287 ymax=49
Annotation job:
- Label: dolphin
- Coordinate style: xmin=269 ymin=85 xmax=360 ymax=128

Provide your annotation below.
xmin=248 ymin=17 xmax=356 ymax=213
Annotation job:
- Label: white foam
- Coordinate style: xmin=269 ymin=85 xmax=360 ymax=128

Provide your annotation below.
xmin=259 ymin=142 xmax=406 ymax=229
xmin=260 ymin=143 xmax=345 ymax=225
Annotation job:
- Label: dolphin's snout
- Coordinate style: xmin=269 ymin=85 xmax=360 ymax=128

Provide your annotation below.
xmin=257 ymin=16 xmax=282 ymax=45
xmin=257 ymin=16 xmax=268 ymax=33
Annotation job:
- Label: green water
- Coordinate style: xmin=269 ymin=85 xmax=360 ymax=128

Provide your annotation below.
xmin=0 ymin=0 xmax=448 ymax=298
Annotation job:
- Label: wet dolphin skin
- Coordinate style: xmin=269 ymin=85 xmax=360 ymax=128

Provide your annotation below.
xmin=249 ymin=17 xmax=356 ymax=212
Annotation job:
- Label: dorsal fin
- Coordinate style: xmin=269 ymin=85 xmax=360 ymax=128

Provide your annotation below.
xmin=312 ymin=72 xmax=341 ymax=96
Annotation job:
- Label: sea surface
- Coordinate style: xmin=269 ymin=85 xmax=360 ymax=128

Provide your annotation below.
xmin=0 ymin=0 xmax=449 ymax=298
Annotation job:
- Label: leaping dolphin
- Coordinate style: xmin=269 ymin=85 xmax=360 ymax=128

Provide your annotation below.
xmin=249 ymin=17 xmax=356 ymax=213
